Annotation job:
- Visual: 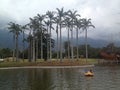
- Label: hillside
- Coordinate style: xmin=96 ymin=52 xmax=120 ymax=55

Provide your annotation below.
xmin=0 ymin=29 xmax=117 ymax=49
xmin=0 ymin=29 xmax=23 ymax=49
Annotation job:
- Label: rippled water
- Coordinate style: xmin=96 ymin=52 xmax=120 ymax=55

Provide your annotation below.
xmin=0 ymin=65 xmax=120 ymax=90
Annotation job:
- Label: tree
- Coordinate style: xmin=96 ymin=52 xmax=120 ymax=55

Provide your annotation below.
xmin=8 ymin=22 xmax=22 ymax=61
xmin=56 ymin=7 xmax=66 ymax=62
xmin=46 ymin=11 xmax=55 ymax=61
xmin=82 ymin=18 xmax=95 ymax=62
xmin=0 ymin=48 xmax=12 ymax=58
xmin=35 ymin=14 xmax=45 ymax=60
xmin=29 ymin=17 xmax=39 ymax=61
xmin=64 ymin=17 xmax=71 ymax=60
xmin=44 ymin=20 xmax=50 ymax=60
xmin=74 ymin=18 xmax=83 ymax=60
xmin=53 ymin=17 xmax=59 ymax=60
xmin=21 ymin=25 xmax=27 ymax=61
xmin=67 ymin=10 xmax=80 ymax=61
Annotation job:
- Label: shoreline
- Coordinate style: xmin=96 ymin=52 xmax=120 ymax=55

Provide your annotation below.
xmin=0 ymin=64 xmax=94 ymax=70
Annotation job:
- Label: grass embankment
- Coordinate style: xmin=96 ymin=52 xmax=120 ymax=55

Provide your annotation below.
xmin=0 ymin=59 xmax=98 ymax=68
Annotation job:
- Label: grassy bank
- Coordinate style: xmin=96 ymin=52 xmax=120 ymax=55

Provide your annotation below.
xmin=0 ymin=59 xmax=98 ymax=68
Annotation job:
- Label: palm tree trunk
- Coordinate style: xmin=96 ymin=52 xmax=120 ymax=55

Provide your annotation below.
xmin=60 ymin=24 xmax=62 ymax=62
xmin=85 ymin=29 xmax=88 ymax=62
xmin=68 ymin=28 xmax=70 ymax=60
xmin=50 ymin=24 xmax=52 ymax=61
xmin=28 ymin=41 xmax=31 ymax=62
xmin=71 ymin=29 xmax=74 ymax=61
xmin=16 ymin=35 xmax=19 ymax=62
xmin=36 ymin=38 xmax=38 ymax=61
xmin=13 ymin=35 xmax=15 ymax=61
xmin=41 ymin=30 xmax=43 ymax=60
xmin=28 ymin=38 xmax=30 ymax=62
xmin=76 ymin=28 xmax=79 ymax=61
xmin=22 ymin=31 xmax=25 ymax=62
xmin=32 ymin=37 xmax=35 ymax=62
xmin=47 ymin=26 xmax=49 ymax=61
xmin=56 ymin=24 xmax=59 ymax=61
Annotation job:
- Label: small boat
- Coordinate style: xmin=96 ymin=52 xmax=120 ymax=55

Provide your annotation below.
xmin=84 ymin=71 xmax=94 ymax=76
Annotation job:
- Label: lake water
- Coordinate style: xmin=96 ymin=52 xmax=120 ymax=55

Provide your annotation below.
xmin=0 ymin=65 xmax=120 ymax=90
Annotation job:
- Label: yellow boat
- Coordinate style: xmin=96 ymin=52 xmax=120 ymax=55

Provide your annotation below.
xmin=84 ymin=71 xmax=94 ymax=76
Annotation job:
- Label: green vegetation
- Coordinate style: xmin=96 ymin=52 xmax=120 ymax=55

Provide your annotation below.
xmin=1 ymin=8 xmax=119 ymax=67
xmin=6 ymin=7 xmax=95 ymax=62
xmin=0 ymin=59 xmax=97 ymax=68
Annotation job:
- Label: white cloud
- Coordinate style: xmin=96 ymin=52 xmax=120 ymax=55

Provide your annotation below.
xmin=0 ymin=0 xmax=120 ymax=41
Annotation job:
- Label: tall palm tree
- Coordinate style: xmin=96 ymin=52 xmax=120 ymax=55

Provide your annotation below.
xmin=29 ymin=17 xmax=39 ymax=62
xmin=8 ymin=22 xmax=22 ymax=62
xmin=44 ymin=20 xmax=50 ymax=60
xmin=27 ymin=32 xmax=33 ymax=62
xmin=74 ymin=18 xmax=83 ymax=61
xmin=67 ymin=10 xmax=80 ymax=61
xmin=46 ymin=11 xmax=54 ymax=61
xmin=53 ymin=17 xmax=59 ymax=61
xmin=56 ymin=7 xmax=66 ymax=62
xmin=25 ymin=23 xmax=32 ymax=62
xmin=64 ymin=17 xmax=71 ymax=60
xmin=36 ymin=14 xmax=45 ymax=60
xmin=21 ymin=25 xmax=27 ymax=61
xmin=82 ymin=18 xmax=95 ymax=62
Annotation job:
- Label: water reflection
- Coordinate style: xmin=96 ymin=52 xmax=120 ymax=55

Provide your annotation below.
xmin=0 ymin=66 xmax=120 ymax=90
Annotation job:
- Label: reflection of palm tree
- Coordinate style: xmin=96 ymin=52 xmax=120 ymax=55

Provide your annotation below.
xmin=8 ymin=22 xmax=22 ymax=61
xmin=82 ymin=18 xmax=95 ymax=62
xmin=46 ymin=11 xmax=54 ymax=61
xmin=67 ymin=10 xmax=80 ymax=61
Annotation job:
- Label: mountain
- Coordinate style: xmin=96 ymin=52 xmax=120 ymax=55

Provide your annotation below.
xmin=54 ymin=36 xmax=108 ymax=48
xmin=0 ymin=29 xmax=119 ymax=49
xmin=0 ymin=29 xmax=24 ymax=49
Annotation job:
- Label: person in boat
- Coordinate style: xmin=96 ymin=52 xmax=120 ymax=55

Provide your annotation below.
xmin=89 ymin=69 xmax=93 ymax=73
xmin=85 ymin=69 xmax=93 ymax=73
xmin=84 ymin=69 xmax=94 ymax=76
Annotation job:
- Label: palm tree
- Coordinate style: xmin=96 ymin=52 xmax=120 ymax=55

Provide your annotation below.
xmin=67 ymin=10 xmax=80 ymax=61
xmin=29 ymin=17 xmax=39 ymax=62
xmin=46 ymin=11 xmax=54 ymax=61
xmin=82 ymin=18 xmax=95 ymax=62
xmin=8 ymin=22 xmax=22 ymax=61
xmin=56 ymin=7 xmax=66 ymax=62
xmin=64 ymin=17 xmax=71 ymax=60
xmin=27 ymin=32 xmax=33 ymax=62
xmin=74 ymin=18 xmax=83 ymax=61
xmin=44 ymin=20 xmax=50 ymax=60
xmin=53 ymin=17 xmax=59 ymax=61
xmin=36 ymin=14 xmax=45 ymax=60
xmin=21 ymin=25 xmax=27 ymax=61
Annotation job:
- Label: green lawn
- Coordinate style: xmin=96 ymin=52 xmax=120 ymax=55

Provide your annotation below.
xmin=0 ymin=58 xmax=98 ymax=68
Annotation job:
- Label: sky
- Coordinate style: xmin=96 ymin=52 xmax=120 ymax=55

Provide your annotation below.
xmin=0 ymin=0 xmax=120 ymax=42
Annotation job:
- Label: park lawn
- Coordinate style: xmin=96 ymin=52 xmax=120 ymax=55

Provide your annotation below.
xmin=0 ymin=58 xmax=98 ymax=68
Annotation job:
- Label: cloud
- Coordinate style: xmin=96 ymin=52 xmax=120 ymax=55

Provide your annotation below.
xmin=0 ymin=0 xmax=120 ymax=41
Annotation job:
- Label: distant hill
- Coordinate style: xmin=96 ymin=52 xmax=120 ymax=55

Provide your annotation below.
xmin=0 ymin=29 xmax=119 ymax=49
xmin=55 ymin=36 xmax=108 ymax=48
xmin=0 ymin=29 xmax=24 ymax=49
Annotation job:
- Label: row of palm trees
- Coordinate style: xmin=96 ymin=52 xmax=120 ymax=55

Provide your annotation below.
xmin=8 ymin=7 xmax=95 ymax=62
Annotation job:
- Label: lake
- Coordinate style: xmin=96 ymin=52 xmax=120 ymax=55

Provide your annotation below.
xmin=0 ymin=65 xmax=120 ymax=90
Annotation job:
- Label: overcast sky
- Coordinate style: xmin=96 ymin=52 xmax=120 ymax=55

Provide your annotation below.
xmin=0 ymin=0 xmax=120 ymax=41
